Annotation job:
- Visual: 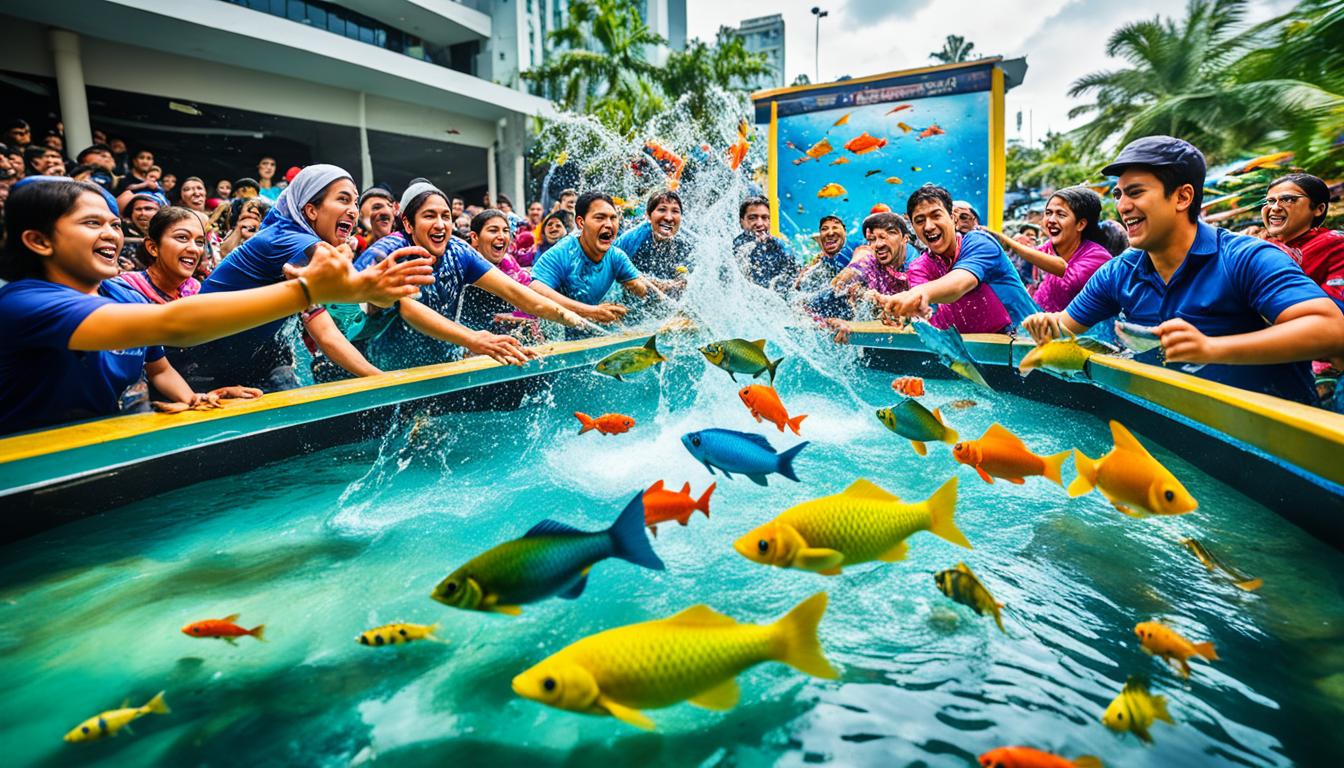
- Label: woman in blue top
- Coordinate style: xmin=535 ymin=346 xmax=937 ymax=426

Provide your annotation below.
xmin=188 ymin=164 xmax=416 ymax=391
xmin=0 ymin=178 xmax=433 ymax=436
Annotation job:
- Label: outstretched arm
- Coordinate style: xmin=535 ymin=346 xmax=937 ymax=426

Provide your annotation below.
xmin=398 ymin=297 xmax=536 ymax=366
xmin=303 ymin=310 xmax=381 ymax=377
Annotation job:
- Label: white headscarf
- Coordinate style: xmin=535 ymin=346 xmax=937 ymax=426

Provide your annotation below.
xmin=273 ymin=164 xmax=353 ymax=238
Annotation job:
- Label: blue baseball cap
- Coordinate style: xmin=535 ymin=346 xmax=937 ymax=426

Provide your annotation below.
xmin=1101 ymin=135 xmax=1206 ymax=182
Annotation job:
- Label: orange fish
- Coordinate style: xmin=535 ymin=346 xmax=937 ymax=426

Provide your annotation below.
xmin=885 ymin=176 xmax=903 ymax=185
xmin=1135 ymin=621 xmax=1218 ymax=678
xmin=727 ymin=139 xmax=748 ymax=170
xmin=643 ymin=480 xmax=714 ymax=536
xmin=952 ymin=423 xmax=1069 ymax=486
xmin=886 ymin=104 xmax=913 ymax=115
xmin=978 ymin=746 xmax=1102 ymax=768
xmin=1069 ymin=421 xmax=1198 ymax=517
xmin=918 ymin=124 xmax=945 ymax=140
xmin=181 ymin=613 xmax=266 ymax=643
xmin=739 ymin=384 xmax=807 ymax=435
xmin=833 ymin=111 xmax=854 ymax=127
xmin=895 ymin=121 xmax=914 ymax=134
xmin=817 ymin=183 xmax=847 ymax=199
xmin=891 ymin=376 xmax=924 ymax=397
xmin=804 ymin=138 xmax=833 ymax=161
xmin=829 ymin=157 xmax=850 ymax=166
xmin=845 ymin=132 xmax=887 ymax=154
xmin=574 ymin=412 xmax=636 ymax=435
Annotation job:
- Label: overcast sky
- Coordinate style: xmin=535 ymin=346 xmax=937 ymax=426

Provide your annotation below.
xmin=687 ymin=0 xmax=1294 ymax=146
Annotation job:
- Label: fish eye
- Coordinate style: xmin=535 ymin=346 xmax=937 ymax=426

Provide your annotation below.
xmin=953 ymin=443 xmax=963 ymax=450
xmin=1164 ymin=490 xmax=1175 ymax=502
xmin=443 ymin=581 xmax=458 ymax=595
xmin=758 ymin=539 xmax=769 ymax=553
xmin=1117 ymin=712 xmax=1125 ymax=721
xmin=81 ymin=726 xmax=89 ymax=734
xmin=543 ymin=677 xmax=557 ymax=692
xmin=691 ymin=436 xmax=701 ymax=447
xmin=359 ymin=635 xmax=369 ymax=645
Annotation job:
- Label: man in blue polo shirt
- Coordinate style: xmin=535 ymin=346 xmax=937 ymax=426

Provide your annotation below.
xmin=1023 ymin=136 xmax=1344 ymax=404
xmin=529 ymin=191 xmax=653 ymax=325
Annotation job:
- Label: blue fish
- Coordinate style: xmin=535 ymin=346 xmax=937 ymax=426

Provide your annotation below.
xmin=911 ymin=319 xmax=991 ymax=389
xmin=681 ymin=429 xmax=808 ymax=486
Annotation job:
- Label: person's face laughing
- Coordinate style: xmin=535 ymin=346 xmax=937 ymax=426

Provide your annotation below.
xmin=472 ymin=215 xmax=511 ymax=264
xmin=304 ymin=179 xmax=359 ymax=246
xmin=865 ymin=226 xmax=906 ymax=267
xmin=148 ymin=215 xmax=207 ymax=283
xmin=23 ymin=191 xmax=123 ymax=290
xmin=649 ymin=200 xmax=682 ymax=242
xmin=1113 ymin=168 xmax=1191 ymax=253
xmin=819 ymin=219 xmax=846 ymax=255
xmin=1261 ymin=181 xmax=1320 ymax=242
xmin=409 ymin=196 xmax=452 ymax=258
xmin=362 ymin=196 xmax=396 ymax=240
xmin=910 ymin=199 xmax=956 ymax=257
xmin=578 ymin=200 xmax=618 ymax=260
xmin=1043 ymin=196 xmax=1084 ymax=252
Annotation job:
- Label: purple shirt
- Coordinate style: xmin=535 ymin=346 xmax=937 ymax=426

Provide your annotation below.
xmin=846 ymin=252 xmax=908 ymax=295
xmin=1031 ymin=239 xmax=1111 ymax=312
xmin=908 ymin=235 xmax=1013 ymax=334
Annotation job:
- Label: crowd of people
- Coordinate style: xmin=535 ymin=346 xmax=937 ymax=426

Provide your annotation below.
xmin=1 ymin=116 xmax=1342 ymax=437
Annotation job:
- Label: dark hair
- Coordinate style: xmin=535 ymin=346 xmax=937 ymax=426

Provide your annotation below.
xmin=739 ymin=195 xmax=769 ymax=219
xmin=575 ymin=191 xmax=615 ymax=219
xmin=67 ymin=163 xmax=100 ymax=179
xmin=1097 ymin=219 xmax=1131 ymax=256
xmin=76 ymin=144 xmax=112 ymax=163
xmin=496 ymin=193 xmax=513 ymax=209
xmin=1122 ymin=164 xmax=1204 ymax=223
xmin=1 ymin=179 xmax=109 ymax=281
xmin=862 ymin=212 xmax=910 ymax=239
xmin=232 ymin=177 xmax=260 ymax=193
xmin=1048 ymin=186 xmax=1105 ymax=244
xmin=559 ymin=188 xmax=578 ymax=200
xmin=22 ymin=145 xmax=55 ymax=176
xmin=180 ymin=176 xmax=205 ymax=190
xmin=905 ymin=183 xmax=953 ymax=218
xmin=1268 ymin=172 xmax=1330 ymax=228
xmin=646 ymin=189 xmax=682 ymax=217
xmin=470 ymin=208 xmax=509 ymax=236
xmin=819 ymin=214 xmax=844 ymax=229
xmin=539 ymin=210 xmax=573 ymax=243
xmin=397 ymin=188 xmax=451 ymax=236
xmin=137 ymin=206 xmax=208 ymax=266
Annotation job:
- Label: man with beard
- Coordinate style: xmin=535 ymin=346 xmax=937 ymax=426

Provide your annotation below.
xmin=612 ymin=189 xmax=692 ymax=292
xmin=358 ymin=185 xmax=397 ymax=252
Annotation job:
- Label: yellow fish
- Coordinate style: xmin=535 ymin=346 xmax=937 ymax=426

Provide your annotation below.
xmin=357 ymin=622 xmax=444 ymax=647
xmin=1069 ymin=421 xmax=1198 ymax=517
xmin=511 ymin=593 xmax=837 ymax=730
xmin=1019 ymin=339 xmax=1096 ymax=375
xmin=1134 ymin=621 xmax=1217 ymax=678
xmin=805 ymin=138 xmax=833 ymax=160
xmin=612 ymin=196 xmax=630 ymax=208
xmin=896 ymin=122 xmax=914 ymax=134
xmin=817 ymin=183 xmax=847 ymax=199
xmin=733 ymin=477 xmax=966 ymax=575
xmin=555 ymin=150 xmax=569 ymax=165
xmin=64 ymin=691 xmax=169 ymax=742
xmin=934 ymin=562 xmax=1004 ymax=633
xmin=885 ymin=176 xmax=902 ymax=185
xmin=1180 ymin=539 xmax=1262 ymax=591
xmin=1102 ymin=675 xmax=1173 ymax=743
xmin=833 ymin=111 xmax=854 ymax=127
xmin=829 ymin=157 xmax=850 ymax=166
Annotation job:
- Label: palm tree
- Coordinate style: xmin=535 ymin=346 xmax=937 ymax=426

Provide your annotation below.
xmin=929 ymin=35 xmax=976 ymax=64
xmin=660 ymin=29 xmax=772 ymax=105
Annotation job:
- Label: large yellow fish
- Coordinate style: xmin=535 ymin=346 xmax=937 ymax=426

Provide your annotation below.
xmin=1018 ymin=334 xmax=1116 ymax=376
xmin=1069 ymin=421 xmax=1198 ymax=517
xmin=65 ymin=691 xmax=169 ymax=742
xmin=1101 ymin=675 xmax=1173 ymax=743
xmin=511 ymin=593 xmax=837 ymax=729
xmin=733 ymin=477 xmax=966 ymax=575
xmin=818 ymin=183 xmax=847 ymax=199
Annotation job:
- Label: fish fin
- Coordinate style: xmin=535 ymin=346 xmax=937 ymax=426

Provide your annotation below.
xmin=1068 ymin=450 xmax=1097 ymax=497
xmin=933 ymin=409 xmax=959 ymax=444
xmin=747 ymin=474 xmax=770 ymax=486
xmin=924 ymin=477 xmax=969 ymax=549
xmin=1176 ymin=659 xmax=1192 ymax=678
xmin=842 ymin=479 xmax=900 ymax=502
xmin=1193 ymin=642 xmax=1218 ymax=662
xmin=766 ymin=356 xmax=783 ymax=383
xmin=787 ymin=414 xmax=807 ymax=436
xmin=818 ymin=567 xmax=843 ymax=575
xmin=525 ymin=519 xmax=586 ymax=537
xmin=696 ymin=483 xmax=715 ymax=517
xmin=224 ymin=637 xmax=238 ymax=646
xmin=558 ymin=573 xmax=589 ymax=600
xmin=777 ymin=441 xmax=810 ymax=482
xmin=1152 ymin=694 xmax=1174 ymax=724
xmin=702 ymin=460 xmax=716 ymax=476
xmin=1042 ymin=450 xmax=1070 ymax=486
xmin=750 ymin=338 xmax=767 ymax=350
xmin=1113 ymin=502 xmax=1147 ymax=519
xmin=1109 ymin=420 xmax=1154 ymax=458
xmin=1235 ymin=577 xmax=1264 ymax=592
xmin=1072 ymin=758 xmax=1103 ymax=768
xmin=648 ymin=479 xmax=666 ymax=493
xmin=975 ymin=466 xmax=994 ymax=484
xmin=982 ymin=423 xmax=1026 ymax=448
xmin=598 ymin=695 xmax=655 ymax=730
xmin=678 ymin=482 xmax=691 ymax=495
xmin=774 ymin=592 xmax=838 ymax=679
xmin=642 ymin=335 xmax=659 ymax=354
xmin=490 ymin=605 xmax=522 ymax=616
xmin=911 ymin=440 xmax=928 ymax=456
xmin=877 ymin=540 xmax=909 ymax=562
xmin=665 ymin=604 xmax=738 ymax=627
xmin=648 ymin=525 xmax=658 ymax=538
xmin=608 ymin=493 xmax=665 ymax=571
xmin=574 ymin=412 xmax=595 ymax=434
xmin=676 ymin=510 xmax=692 ymax=526
xmin=689 ymin=678 xmax=740 ymax=710
xmin=613 ymin=374 xmax=623 ymax=382
xmin=249 ymin=624 xmax=266 ymax=642
xmin=735 ymin=431 xmax=777 ymax=451
xmin=222 ymin=613 xmax=241 ymax=623
xmin=143 ymin=691 xmax=169 ymax=715
xmin=991 ymin=605 xmax=1006 ymax=634
xmin=797 ymin=547 xmax=845 ymax=571
xmin=1006 ymin=477 xmax=1026 ymax=485
xmin=728 ymin=371 xmax=737 ymax=382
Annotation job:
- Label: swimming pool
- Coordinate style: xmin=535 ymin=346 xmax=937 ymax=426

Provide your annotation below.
xmin=3 ymin=328 xmax=1342 ymax=767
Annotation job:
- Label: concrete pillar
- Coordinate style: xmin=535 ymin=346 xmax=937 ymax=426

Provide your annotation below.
xmin=486 ymin=144 xmax=497 ymax=206
xmin=357 ymin=92 xmax=373 ymax=189
xmin=496 ymin=115 xmax=526 ymax=208
xmin=47 ymin=29 xmax=92 ymax=153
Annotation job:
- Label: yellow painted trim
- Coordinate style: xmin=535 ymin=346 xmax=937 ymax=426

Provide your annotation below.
xmin=0 ymin=331 xmax=650 ymax=465
xmin=769 ymin=100 xmax=780 ymax=237
xmin=750 ymin=57 xmax=1004 ymax=102
xmin=988 ymin=66 xmax=1006 ymax=231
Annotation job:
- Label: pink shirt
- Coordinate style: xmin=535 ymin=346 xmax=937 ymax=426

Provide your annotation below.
xmin=908 ymin=236 xmax=1012 ymax=334
xmin=1031 ymin=239 xmax=1112 ymax=312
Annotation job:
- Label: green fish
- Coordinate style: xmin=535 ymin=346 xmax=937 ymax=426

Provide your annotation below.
xmin=699 ymin=338 xmax=782 ymax=382
xmin=875 ymin=398 xmax=959 ymax=456
xmin=1180 ymin=538 xmax=1263 ymax=591
xmin=934 ymin=562 xmax=1004 ymax=633
xmin=430 ymin=494 xmax=665 ymax=615
xmin=595 ymin=336 xmax=666 ymax=381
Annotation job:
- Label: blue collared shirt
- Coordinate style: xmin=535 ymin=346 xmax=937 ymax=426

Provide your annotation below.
xmin=1066 ymin=221 xmax=1327 ymax=403
xmin=531 ymin=234 xmax=640 ymax=305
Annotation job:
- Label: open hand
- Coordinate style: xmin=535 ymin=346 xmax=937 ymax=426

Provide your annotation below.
xmin=1022 ymin=312 xmax=1065 ymax=345
xmin=289 ymin=243 xmax=434 ymax=307
xmin=467 ymin=331 xmax=538 ymax=367
xmin=584 ymin=303 xmax=629 ymax=324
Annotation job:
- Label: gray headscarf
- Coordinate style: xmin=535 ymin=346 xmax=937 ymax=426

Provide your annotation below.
xmin=274 ymin=164 xmax=353 ymax=238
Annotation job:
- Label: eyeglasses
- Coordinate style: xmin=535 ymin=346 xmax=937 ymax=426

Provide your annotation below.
xmin=1263 ymin=194 xmax=1307 ymax=208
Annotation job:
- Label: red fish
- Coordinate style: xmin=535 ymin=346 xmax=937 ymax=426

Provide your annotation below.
xmin=885 ymin=104 xmax=913 ymax=115
xmin=575 ymin=412 xmax=636 ymax=435
xmin=739 ymin=384 xmax=807 ymax=435
xmin=918 ymin=124 xmax=945 ymax=140
xmin=727 ymin=139 xmax=748 ymax=170
xmin=643 ymin=480 xmax=714 ymax=536
xmin=978 ymin=746 xmax=1102 ymax=768
xmin=891 ymin=376 xmax=925 ymax=397
xmin=844 ymin=132 xmax=887 ymax=155
xmin=181 ymin=613 xmax=266 ymax=643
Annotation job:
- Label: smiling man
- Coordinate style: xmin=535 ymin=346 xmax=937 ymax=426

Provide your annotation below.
xmin=1022 ymin=136 xmax=1344 ymax=404
xmin=529 ymin=191 xmax=653 ymax=328
xmin=358 ymin=186 xmax=397 ymax=251
xmin=734 ymin=196 xmax=798 ymax=295
xmin=878 ymin=184 xmax=1037 ymax=333
xmin=612 ymin=189 xmax=692 ymax=289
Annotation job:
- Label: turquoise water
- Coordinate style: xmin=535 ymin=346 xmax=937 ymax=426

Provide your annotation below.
xmin=3 ymin=335 xmax=1343 ymax=767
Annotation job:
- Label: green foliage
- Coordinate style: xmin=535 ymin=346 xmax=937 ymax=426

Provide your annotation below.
xmin=1007 ymin=133 xmax=1106 ymax=193
xmin=929 ymin=35 xmax=977 ymax=64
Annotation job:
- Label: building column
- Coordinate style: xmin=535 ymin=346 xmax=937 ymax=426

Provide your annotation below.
xmin=486 ymin=144 xmax=497 ymax=206
xmin=47 ymin=29 xmax=92 ymax=153
xmin=357 ymin=92 xmax=373 ymax=189
xmin=496 ymin=115 xmax=526 ymax=207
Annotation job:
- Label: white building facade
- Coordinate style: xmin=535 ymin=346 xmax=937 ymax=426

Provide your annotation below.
xmin=732 ymin=14 xmax=785 ymax=91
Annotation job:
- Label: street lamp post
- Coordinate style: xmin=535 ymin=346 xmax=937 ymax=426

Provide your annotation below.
xmin=811 ymin=6 xmax=828 ymax=83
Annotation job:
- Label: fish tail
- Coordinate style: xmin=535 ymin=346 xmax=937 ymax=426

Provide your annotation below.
xmin=249 ymin=624 xmax=267 ymax=641
xmin=777 ymin=441 xmax=810 ymax=482
xmin=1193 ymin=641 xmax=1218 ymax=662
xmin=1072 ymin=757 xmax=1103 ymax=768
xmin=1235 ymin=577 xmax=1264 ymax=592
xmin=1043 ymin=450 xmax=1070 ymax=486
xmin=143 ymin=691 xmax=170 ymax=715
xmin=608 ymin=492 xmax=665 ymax=571
xmin=787 ymin=413 xmax=807 ymax=436
xmin=1152 ymin=693 xmax=1174 ymax=724
xmin=696 ymin=483 xmax=715 ymax=518
xmin=773 ymin=592 xmax=838 ymax=679
xmin=574 ymin=412 xmax=596 ymax=434
xmin=924 ymin=477 xmax=969 ymax=549
xmin=933 ymin=408 xmax=958 ymax=444
xmin=766 ymin=355 xmax=783 ymax=382
xmin=1068 ymin=450 xmax=1097 ymax=497
xmin=644 ymin=334 xmax=666 ymax=362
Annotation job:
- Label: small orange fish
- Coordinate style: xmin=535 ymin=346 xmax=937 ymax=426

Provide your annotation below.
xmin=643 ymin=480 xmax=714 ymax=536
xmin=738 ymin=118 xmax=750 ymax=140
xmin=575 ymin=412 xmax=636 ymax=435
xmin=895 ymin=122 xmax=914 ymax=134
xmin=886 ymin=104 xmax=913 ymax=115
xmin=844 ymin=132 xmax=887 ymax=154
xmin=918 ymin=124 xmax=945 ymax=140
xmin=885 ymin=176 xmax=902 ymax=185
xmin=1135 ymin=621 xmax=1218 ymax=678
xmin=817 ymin=183 xmax=847 ymax=199
xmin=891 ymin=376 xmax=924 ymax=397
xmin=181 ymin=613 xmax=266 ymax=643
xmin=829 ymin=157 xmax=850 ymax=166
xmin=978 ymin=746 xmax=1102 ymax=768
xmin=952 ymin=423 xmax=1069 ymax=486
xmin=804 ymin=138 xmax=833 ymax=160
xmin=833 ymin=111 xmax=854 ymax=127
xmin=739 ymin=384 xmax=807 ymax=435
xmin=727 ymin=139 xmax=748 ymax=170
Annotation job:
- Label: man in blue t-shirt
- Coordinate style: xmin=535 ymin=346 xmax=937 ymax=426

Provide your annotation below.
xmin=1023 ymin=136 xmax=1344 ymax=404
xmin=733 ymin=196 xmax=798 ymax=295
xmin=529 ymin=191 xmax=653 ymax=325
